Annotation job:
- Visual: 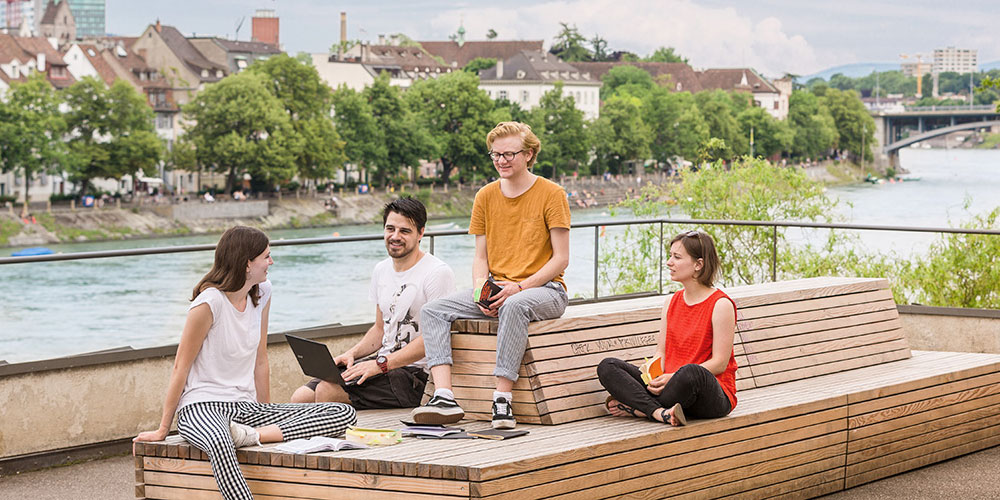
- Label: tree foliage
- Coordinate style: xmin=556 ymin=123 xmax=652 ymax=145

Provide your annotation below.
xmin=0 ymin=73 xmax=69 ymax=206
xmin=182 ymin=71 xmax=297 ymax=193
xmin=247 ymin=54 xmax=346 ymax=185
xmin=589 ymin=94 xmax=652 ymax=174
xmin=526 ymin=82 xmax=588 ymax=177
xmin=63 ymin=77 xmax=164 ymax=197
xmin=788 ymin=90 xmax=837 ymax=158
xmin=404 ymin=71 xmax=508 ymax=182
xmin=820 ymin=88 xmax=876 ymax=162
xmin=550 ymin=22 xmax=592 ymax=62
xmin=600 ymin=65 xmax=654 ymax=101
xmin=645 ymin=47 xmax=688 ymax=64
xmin=641 ymin=87 xmax=707 ymax=164
xmin=463 ymin=57 xmax=497 ymax=74
xmin=364 ymin=73 xmax=435 ymax=185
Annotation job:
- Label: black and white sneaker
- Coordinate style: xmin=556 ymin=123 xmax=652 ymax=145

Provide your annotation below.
xmin=491 ymin=397 xmax=516 ymax=429
xmin=410 ymin=395 xmax=465 ymax=425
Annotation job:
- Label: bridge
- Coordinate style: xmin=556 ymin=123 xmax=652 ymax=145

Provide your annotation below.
xmin=872 ymin=105 xmax=1000 ymax=167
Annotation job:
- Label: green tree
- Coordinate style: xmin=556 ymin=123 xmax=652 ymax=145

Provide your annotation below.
xmin=527 ymin=82 xmax=589 ymax=177
xmin=294 ymin=52 xmax=313 ymax=66
xmin=737 ymin=106 xmax=793 ymax=158
xmin=600 ymin=65 xmax=655 ymax=101
xmin=0 ymin=73 xmax=69 ymax=210
xmin=644 ymin=46 xmax=688 ymax=63
xmin=641 ymin=87 xmax=707 ymax=163
xmin=905 ymin=206 xmax=1000 ymax=308
xmin=463 ymin=57 xmax=497 ymax=74
xmin=600 ymin=156 xmax=835 ymax=292
xmin=550 ymin=22 xmax=592 ymax=62
xmin=331 ymin=85 xmax=381 ymax=184
xmin=589 ymin=94 xmax=652 ymax=174
xmin=63 ymin=77 xmax=164 ymax=197
xmin=590 ymin=35 xmax=609 ymax=62
xmin=183 ymin=72 xmax=297 ymax=193
xmin=405 ymin=71 xmax=508 ymax=183
xmin=364 ymin=73 xmax=435 ymax=185
xmin=788 ymin=90 xmax=837 ymax=159
xmin=695 ymin=90 xmax=746 ymax=157
xmin=820 ymin=88 xmax=876 ymax=162
xmin=247 ymin=53 xmax=346 ymax=187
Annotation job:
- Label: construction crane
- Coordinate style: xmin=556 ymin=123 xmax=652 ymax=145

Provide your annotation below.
xmin=900 ymin=53 xmax=930 ymax=97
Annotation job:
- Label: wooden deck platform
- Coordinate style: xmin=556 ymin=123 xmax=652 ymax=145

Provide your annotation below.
xmin=135 ymin=350 xmax=1000 ymax=499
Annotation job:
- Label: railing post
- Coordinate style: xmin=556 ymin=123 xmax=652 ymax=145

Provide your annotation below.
xmin=429 ymin=235 xmax=435 ymax=255
xmin=658 ymin=221 xmax=664 ymax=294
xmin=593 ymin=225 xmax=599 ymax=299
xmin=771 ymin=225 xmax=777 ymax=282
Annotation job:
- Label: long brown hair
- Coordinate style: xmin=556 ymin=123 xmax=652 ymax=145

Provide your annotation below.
xmin=192 ymin=226 xmax=270 ymax=307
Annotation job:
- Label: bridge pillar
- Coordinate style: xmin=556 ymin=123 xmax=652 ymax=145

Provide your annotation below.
xmin=873 ymin=115 xmax=890 ymax=168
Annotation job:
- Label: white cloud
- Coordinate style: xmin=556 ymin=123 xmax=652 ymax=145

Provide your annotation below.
xmin=428 ymin=0 xmax=828 ymax=76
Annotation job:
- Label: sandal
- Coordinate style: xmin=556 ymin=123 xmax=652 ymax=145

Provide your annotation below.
xmin=604 ymin=396 xmax=640 ymax=417
xmin=663 ymin=403 xmax=687 ymax=426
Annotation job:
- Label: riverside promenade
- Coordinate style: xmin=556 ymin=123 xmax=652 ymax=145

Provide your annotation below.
xmin=1 ymin=443 xmax=998 ymax=499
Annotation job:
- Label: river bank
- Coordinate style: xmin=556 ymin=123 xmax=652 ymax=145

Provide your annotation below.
xmin=0 ymin=165 xmax=870 ymax=250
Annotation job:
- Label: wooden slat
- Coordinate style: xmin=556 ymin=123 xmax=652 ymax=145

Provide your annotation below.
xmin=472 ymin=408 xmax=847 ymax=498
xmin=751 ymin=344 xmax=912 ymax=387
xmin=845 ymin=422 xmax=1000 ymax=488
xmin=143 ymin=457 xmax=470 ymax=497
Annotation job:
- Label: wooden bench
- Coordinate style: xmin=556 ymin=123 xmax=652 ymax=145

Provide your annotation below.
xmin=439 ymin=277 xmax=911 ymax=424
xmin=134 ymin=277 xmax=1000 ymax=499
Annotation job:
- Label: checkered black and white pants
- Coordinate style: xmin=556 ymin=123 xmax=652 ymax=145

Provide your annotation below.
xmin=177 ymin=401 xmax=356 ymax=500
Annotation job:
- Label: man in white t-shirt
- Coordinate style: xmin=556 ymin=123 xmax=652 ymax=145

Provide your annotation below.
xmin=290 ymin=197 xmax=455 ymax=408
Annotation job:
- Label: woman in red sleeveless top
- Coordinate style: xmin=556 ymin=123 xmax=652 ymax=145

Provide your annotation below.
xmin=598 ymin=230 xmax=737 ymax=426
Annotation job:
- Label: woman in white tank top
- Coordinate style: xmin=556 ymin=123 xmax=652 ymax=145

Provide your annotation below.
xmin=134 ymin=226 xmax=356 ymax=500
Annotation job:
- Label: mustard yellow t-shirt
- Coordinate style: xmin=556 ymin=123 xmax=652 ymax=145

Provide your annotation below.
xmin=469 ymin=177 xmax=571 ymax=289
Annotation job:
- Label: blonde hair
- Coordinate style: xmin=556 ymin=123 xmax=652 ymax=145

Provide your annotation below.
xmin=486 ymin=121 xmax=541 ymax=168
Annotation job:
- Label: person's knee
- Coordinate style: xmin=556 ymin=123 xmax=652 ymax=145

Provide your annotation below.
xmin=675 ymin=363 xmax=709 ymax=385
xmin=597 ymin=357 xmax=620 ymax=382
xmin=289 ymin=386 xmax=316 ymax=403
xmin=315 ymin=381 xmax=350 ymax=403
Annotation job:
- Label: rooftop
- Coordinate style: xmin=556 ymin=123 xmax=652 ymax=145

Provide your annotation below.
xmin=479 ymin=50 xmax=599 ymax=84
xmin=418 ymin=39 xmax=544 ymax=68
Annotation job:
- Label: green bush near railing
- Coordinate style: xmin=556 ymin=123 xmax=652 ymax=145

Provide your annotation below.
xmin=600 ymin=156 xmax=1000 ymax=309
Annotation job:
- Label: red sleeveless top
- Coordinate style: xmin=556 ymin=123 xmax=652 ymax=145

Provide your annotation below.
xmin=663 ymin=288 xmax=738 ymax=409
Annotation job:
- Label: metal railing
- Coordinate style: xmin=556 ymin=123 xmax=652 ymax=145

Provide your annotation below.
xmin=901 ymin=104 xmax=997 ymax=112
xmin=4 ymin=217 xmax=999 ymax=300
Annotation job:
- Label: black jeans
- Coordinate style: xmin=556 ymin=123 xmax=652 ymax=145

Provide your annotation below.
xmin=597 ymin=357 xmax=732 ymax=420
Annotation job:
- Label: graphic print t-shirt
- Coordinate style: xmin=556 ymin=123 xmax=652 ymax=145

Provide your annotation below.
xmin=369 ymin=253 xmax=454 ymax=370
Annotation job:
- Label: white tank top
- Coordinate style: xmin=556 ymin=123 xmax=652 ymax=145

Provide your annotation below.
xmin=177 ymin=281 xmax=272 ymax=411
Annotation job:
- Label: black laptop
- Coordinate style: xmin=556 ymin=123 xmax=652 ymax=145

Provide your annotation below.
xmin=285 ymin=335 xmax=355 ymax=385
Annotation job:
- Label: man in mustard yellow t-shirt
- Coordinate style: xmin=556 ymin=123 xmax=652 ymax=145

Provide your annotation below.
xmin=411 ymin=122 xmax=571 ymax=429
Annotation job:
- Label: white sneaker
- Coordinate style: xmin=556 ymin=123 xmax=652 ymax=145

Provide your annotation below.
xmin=229 ymin=421 xmax=261 ymax=448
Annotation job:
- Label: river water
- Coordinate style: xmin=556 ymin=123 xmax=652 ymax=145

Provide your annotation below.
xmin=1 ymin=148 xmax=997 ymax=363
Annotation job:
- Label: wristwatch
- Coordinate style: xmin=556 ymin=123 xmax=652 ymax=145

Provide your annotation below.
xmin=376 ymin=355 xmax=389 ymax=374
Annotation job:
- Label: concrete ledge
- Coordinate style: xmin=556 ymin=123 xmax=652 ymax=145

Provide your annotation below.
xmin=0 ymin=324 xmax=367 ymax=460
xmin=151 ymin=200 xmax=269 ymax=220
xmin=898 ymin=305 xmax=1000 ymax=354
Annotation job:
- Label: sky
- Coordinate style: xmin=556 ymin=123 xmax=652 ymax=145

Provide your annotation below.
xmin=106 ymin=0 xmax=1000 ymax=78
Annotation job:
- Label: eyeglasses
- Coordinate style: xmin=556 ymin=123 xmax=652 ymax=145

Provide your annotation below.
xmin=685 ymin=230 xmax=701 ymax=238
xmin=488 ymin=150 xmax=525 ymax=162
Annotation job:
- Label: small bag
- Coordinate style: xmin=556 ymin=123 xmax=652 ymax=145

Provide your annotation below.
xmin=345 ymin=426 xmax=401 ymax=446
